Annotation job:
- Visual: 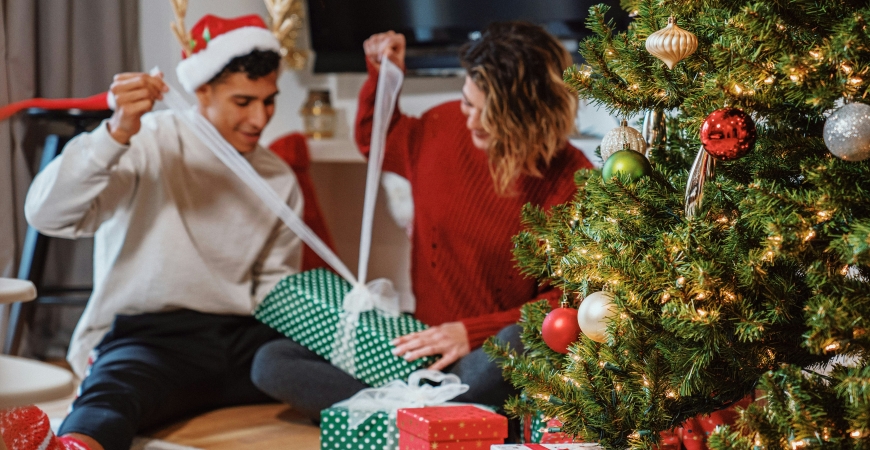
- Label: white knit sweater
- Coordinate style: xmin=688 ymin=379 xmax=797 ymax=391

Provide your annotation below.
xmin=24 ymin=109 xmax=303 ymax=377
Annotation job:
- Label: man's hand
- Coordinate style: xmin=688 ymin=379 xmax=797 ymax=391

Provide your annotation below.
xmin=363 ymin=31 xmax=406 ymax=72
xmin=391 ymin=321 xmax=470 ymax=371
xmin=107 ymin=72 xmax=168 ymax=145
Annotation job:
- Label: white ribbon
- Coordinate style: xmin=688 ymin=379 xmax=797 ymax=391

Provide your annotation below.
xmin=329 ymin=58 xmax=405 ymax=376
xmin=333 ymin=369 xmax=470 ymax=449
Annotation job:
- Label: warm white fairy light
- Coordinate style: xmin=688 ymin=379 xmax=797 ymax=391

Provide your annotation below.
xmin=666 ymin=390 xmax=676 ymax=398
xmin=849 ymin=77 xmax=863 ymax=85
xmin=824 ymin=342 xmax=841 ymax=352
xmin=817 ymin=210 xmax=832 ymax=220
xmin=697 ymin=309 xmax=708 ymax=317
xmin=661 ymin=292 xmax=671 ymax=302
xmin=841 ymin=265 xmax=850 ymax=276
xmin=764 ymin=75 xmax=775 ymax=84
xmin=841 ymin=63 xmax=853 ymax=74
xmin=804 ymin=229 xmax=816 ymax=241
xmin=676 ymin=276 xmax=686 ymax=286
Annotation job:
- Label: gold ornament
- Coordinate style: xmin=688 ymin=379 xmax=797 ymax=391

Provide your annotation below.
xmin=645 ymin=17 xmax=698 ymax=69
xmin=577 ymin=291 xmax=615 ymax=343
xmin=600 ymin=119 xmax=647 ymax=161
xmin=264 ymin=0 xmax=309 ymax=70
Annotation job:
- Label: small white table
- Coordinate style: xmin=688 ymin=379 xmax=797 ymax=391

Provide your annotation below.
xmin=0 ymin=278 xmax=75 ymax=409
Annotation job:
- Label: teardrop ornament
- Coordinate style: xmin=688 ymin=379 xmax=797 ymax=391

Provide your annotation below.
xmin=645 ymin=17 xmax=698 ymax=69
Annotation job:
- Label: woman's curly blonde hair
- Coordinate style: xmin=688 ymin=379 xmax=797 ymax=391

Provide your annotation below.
xmin=459 ymin=21 xmax=577 ymax=196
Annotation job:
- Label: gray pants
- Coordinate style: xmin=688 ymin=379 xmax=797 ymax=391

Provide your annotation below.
xmin=250 ymin=324 xmax=522 ymax=422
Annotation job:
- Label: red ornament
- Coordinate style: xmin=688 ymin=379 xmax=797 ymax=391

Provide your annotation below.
xmin=542 ymin=307 xmax=581 ymax=354
xmin=699 ymin=108 xmax=757 ymax=160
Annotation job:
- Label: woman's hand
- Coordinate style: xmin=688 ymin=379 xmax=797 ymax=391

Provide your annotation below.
xmin=391 ymin=322 xmax=470 ymax=371
xmin=363 ymin=31 xmax=406 ymax=72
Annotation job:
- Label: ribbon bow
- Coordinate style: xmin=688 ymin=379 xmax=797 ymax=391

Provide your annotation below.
xmin=334 ymin=369 xmax=470 ymax=431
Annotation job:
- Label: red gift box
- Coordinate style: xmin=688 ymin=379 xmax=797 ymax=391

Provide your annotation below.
xmin=397 ymin=405 xmax=508 ymax=449
xmin=539 ymin=418 xmax=578 ymax=444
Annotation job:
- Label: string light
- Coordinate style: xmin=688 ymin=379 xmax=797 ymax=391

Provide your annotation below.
xmin=661 ymin=292 xmax=671 ymax=302
xmin=803 ymin=229 xmax=816 ymax=241
xmin=841 ymin=63 xmax=853 ymax=74
xmin=851 ymin=430 xmax=863 ymax=438
xmin=849 ymin=77 xmax=863 ymax=85
xmin=764 ymin=75 xmax=776 ymax=84
xmin=840 ymin=265 xmax=850 ymax=275
xmin=824 ymin=342 xmax=841 ymax=352
xmin=666 ymin=390 xmax=676 ymax=398
xmin=817 ymin=210 xmax=832 ymax=220
xmin=676 ymin=276 xmax=686 ymax=287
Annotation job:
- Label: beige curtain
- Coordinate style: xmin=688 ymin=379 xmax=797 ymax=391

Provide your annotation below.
xmin=0 ymin=0 xmax=139 ymax=353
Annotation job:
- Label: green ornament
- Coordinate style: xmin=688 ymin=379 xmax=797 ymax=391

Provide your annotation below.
xmin=601 ymin=150 xmax=652 ymax=182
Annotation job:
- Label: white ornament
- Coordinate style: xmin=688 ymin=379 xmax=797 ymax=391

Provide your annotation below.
xmin=600 ymin=120 xmax=647 ymax=161
xmin=823 ymin=102 xmax=870 ymax=161
xmin=578 ymin=291 xmax=616 ymax=343
xmin=645 ymin=17 xmax=698 ymax=70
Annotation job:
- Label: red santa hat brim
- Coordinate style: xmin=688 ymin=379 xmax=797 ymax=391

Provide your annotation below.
xmin=176 ymin=26 xmax=281 ymax=93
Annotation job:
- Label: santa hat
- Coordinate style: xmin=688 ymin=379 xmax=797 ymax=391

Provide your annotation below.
xmin=175 ymin=14 xmax=282 ymax=93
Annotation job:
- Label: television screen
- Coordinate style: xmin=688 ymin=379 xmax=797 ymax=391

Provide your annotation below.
xmin=306 ymin=0 xmax=631 ymax=74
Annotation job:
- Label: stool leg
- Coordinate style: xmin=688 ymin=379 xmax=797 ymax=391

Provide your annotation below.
xmin=4 ymin=135 xmax=60 ymax=356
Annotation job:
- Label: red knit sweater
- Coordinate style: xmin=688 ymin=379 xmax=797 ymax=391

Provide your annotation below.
xmin=355 ymin=66 xmax=593 ymax=348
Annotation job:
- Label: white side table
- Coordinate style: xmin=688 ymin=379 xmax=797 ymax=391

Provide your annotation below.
xmin=0 ymin=278 xmax=75 ymax=409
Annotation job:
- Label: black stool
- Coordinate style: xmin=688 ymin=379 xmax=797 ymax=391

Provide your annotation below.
xmin=4 ymin=107 xmax=113 ymax=356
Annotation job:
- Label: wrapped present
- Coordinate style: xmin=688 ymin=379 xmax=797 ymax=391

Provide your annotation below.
xmin=491 ymin=445 xmax=602 ymax=449
xmin=397 ymin=405 xmax=507 ymax=449
xmin=254 ymin=268 xmax=436 ymax=386
xmin=322 ymin=370 xmax=471 ymax=450
xmin=522 ymin=411 xmax=545 ymax=443
xmin=540 ymin=418 xmax=576 ymax=444
xmin=321 ymin=406 xmax=398 ymax=450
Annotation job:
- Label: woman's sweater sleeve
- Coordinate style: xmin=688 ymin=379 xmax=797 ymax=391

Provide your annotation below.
xmin=460 ymin=284 xmax=564 ymax=349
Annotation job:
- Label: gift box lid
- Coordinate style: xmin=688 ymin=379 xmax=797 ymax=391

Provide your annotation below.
xmin=397 ymin=405 xmax=508 ymax=442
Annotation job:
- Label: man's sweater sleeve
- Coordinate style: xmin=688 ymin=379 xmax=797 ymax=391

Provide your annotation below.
xmin=25 ymin=121 xmax=138 ymax=238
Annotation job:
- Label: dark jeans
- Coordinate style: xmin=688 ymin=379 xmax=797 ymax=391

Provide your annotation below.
xmin=58 ymin=310 xmax=280 ymax=450
xmin=250 ymin=324 xmax=523 ymax=422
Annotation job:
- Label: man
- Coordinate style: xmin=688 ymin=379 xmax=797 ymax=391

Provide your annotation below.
xmin=20 ymin=14 xmax=301 ymax=450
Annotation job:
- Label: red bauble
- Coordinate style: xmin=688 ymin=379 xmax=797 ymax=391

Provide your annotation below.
xmin=700 ymin=108 xmax=757 ymax=160
xmin=541 ymin=307 xmax=581 ymax=354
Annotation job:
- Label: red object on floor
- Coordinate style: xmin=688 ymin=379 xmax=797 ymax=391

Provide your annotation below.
xmin=539 ymin=418 xmax=576 ymax=444
xmin=268 ymin=133 xmax=337 ymax=272
xmin=0 ymin=405 xmax=90 ymax=450
xmin=0 ymin=92 xmax=110 ymax=122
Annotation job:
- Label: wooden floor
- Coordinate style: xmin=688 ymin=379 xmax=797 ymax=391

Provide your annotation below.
xmin=39 ymin=395 xmax=321 ymax=450
xmin=150 ymin=404 xmax=320 ymax=450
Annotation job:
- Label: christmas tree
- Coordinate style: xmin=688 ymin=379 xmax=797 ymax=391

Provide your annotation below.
xmin=484 ymin=1 xmax=870 ymax=449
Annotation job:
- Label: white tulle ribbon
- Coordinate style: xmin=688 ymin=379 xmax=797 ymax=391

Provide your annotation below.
xmin=329 ymin=58 xmax=405 ymax=376
xmin=333 ymin=369 xmax=470 ymax=449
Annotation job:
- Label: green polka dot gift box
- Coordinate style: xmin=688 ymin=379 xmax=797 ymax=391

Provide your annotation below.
xmin=254 ymin=268 xmax=436 ymax=387
xmin=320 ymin=406 xmax=399 ymax=450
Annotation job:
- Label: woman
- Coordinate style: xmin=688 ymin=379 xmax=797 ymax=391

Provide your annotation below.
xmin=252 ymin=21 xmax=593 ymax=423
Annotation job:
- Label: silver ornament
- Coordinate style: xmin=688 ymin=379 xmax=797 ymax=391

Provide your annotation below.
xmin=601 ymin=119 xmax=646 ymax=161
xmin=685 ymin=145 xmax=716 ymax=219
xmin=642 ymin=109 xmax=667 ymax=156
xmin=578 ymin=291 xmax=615 ymax=343
xmin=823 ymin=102 xmax=870 ymax=161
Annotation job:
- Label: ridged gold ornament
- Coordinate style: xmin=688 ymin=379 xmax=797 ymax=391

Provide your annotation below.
xmin=645 ymin=17 xmax=698 ymax=69
xmin=600 ymin=119 xmax=647 ymax=161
